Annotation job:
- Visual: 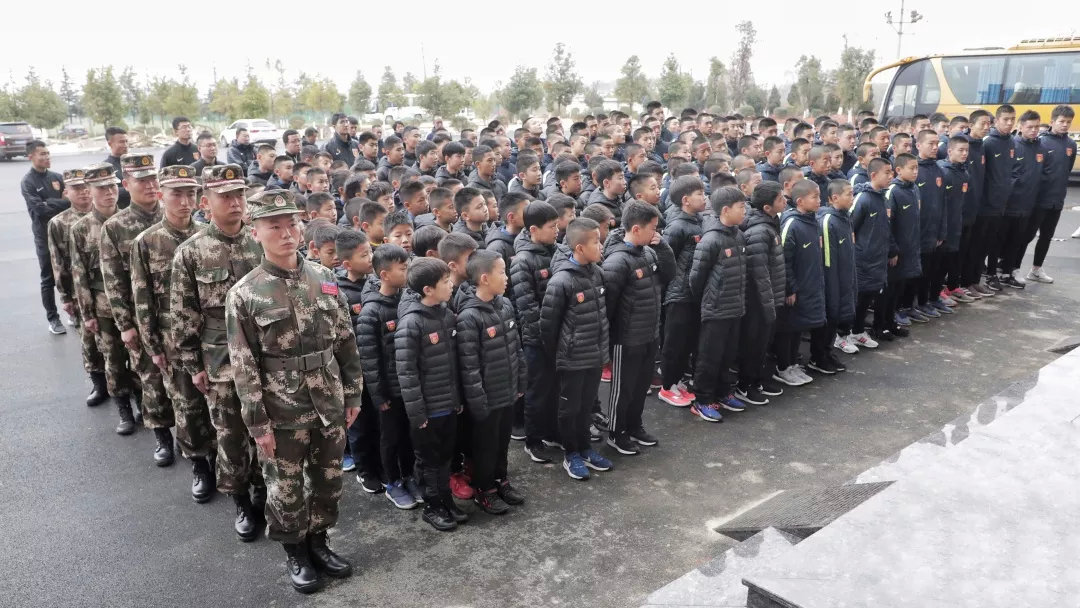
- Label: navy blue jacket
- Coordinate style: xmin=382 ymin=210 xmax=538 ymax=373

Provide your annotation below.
xmin=980 ymin=128 xmax=1015 ymax=217
xmin=779 ymin=210 xmax=826 ymax=331
xmin=805 ymin=170 xmax=831 ymax=204
xmin=849 ymin=183 xmax=892 ymax=293
xmin=818 ymin=206 xmax=856 ymax=323
xmin=847 ymin=165 xmax=869 ymax=188
xmin=840 ymin=150 xmax=858 ymax=175
xmin=756 ymin=161 xmax=784 ymax=183
xmin=885 ymin=178 xmax=922 ymax=279
xmin=323 ymin=133 xmax=358 ymax=167
xmin=915 ymin=158 xmax=947 ymax=252
xmin=1004 ymin=135 xmax=1043 ymax=217
xmin=961 ymin=133 xmax=985 ymax=225
xmin=938 ymin=160 xmax=969 ymax=251
xmin=1037 ymin=131 xmax=1077 ymax=210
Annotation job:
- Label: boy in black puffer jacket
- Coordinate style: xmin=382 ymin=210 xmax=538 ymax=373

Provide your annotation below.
xmin=601 ymin=202 xmax=676 ymax=455
xmin=737 ymin=181 xmax=787 ymax=406
xmin=540 ymin=218 xmax=613 ymax=481
xmin=456 ymin=250 xmax=529 ymax=514
xmin=689 ymin=186 xmax=749 ymax=420
xmin=356 ymin=245 xmax=420 ymax=510
xmin=395 ymin=257 xmax=467 ymax=531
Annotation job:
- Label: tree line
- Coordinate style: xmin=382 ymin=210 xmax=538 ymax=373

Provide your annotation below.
xmin=0 ymin=23 xmax=875 ymax=131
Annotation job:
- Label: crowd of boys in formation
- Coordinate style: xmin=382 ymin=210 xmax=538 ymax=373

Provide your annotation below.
xmin=24 ymin=100 xmax=1075 ymax=593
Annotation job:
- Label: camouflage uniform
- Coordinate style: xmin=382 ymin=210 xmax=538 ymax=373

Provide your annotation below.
xmin=226 ymin=190 xmax=363 ymax=543
xmin=132 ymin=164 xmax=213 ymax=458
xmin=170 ymin=164 xmax=264 ymax=494
xmin=47 ymin=168 xmax=104 ymax=375
xmin=101 ymin=154 xmax=171 ymax=429
xmin=70 ymin=165 xmax=133 ymax=398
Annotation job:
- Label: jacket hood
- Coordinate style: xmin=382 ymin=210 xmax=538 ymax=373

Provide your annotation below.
xmin=816 ymin=205 xmax=848 ymax=220
xmin=670 ymin=209 xmax=703 ymax=227
xmin=514 ymin=228 xmax=555 ymax=256
xmin=360 ymin=276 xmax=401 ymax=308
xmin=334 ymin=268 xmax=366 ymax=291
xmin=602 ymin=227 xmax=645 ymax=259
xmin=451 ymin=280 xmax=476 ymax=311
xmin=486 ymin=226 xmax=516 ymax=249
xmin=456 ymin=282 xmax=497 ymax=314
xmin=917 ymin=157 xmax=938 ymax=168
xmin=703 ymin=217 xmax=740 ymax=236
xmin=852 ymin=181 xmax=877 ymax=195
xmin=890 ymin=177 xmax=915 ymax=189
xmin=398 ymin=287 xmax=444 ymax=319
xmin=987 ymin=128 xmax=1011 ymax=139
xmin=550 ymin=242 xmax=583 ymax=274
xmin=742 ymin=207 xmax=779 ymax=231
xmin=938 ymin=160 xmax=966 ymax=172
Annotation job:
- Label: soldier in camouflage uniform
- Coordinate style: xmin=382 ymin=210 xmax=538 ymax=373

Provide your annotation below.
xmin=132 ymin=165 xmax=217 ymax=501
xmin=170 ymin=164 xmax=266 ymax=540
xmin=47 ymin=168 xmax=108 ymax=406
xmin=226 ymin=189 xmax=361 ymax=594
xmin=70 ymin=164 xmax=136 ymax=428
xmin=101 ymin=153 xmax=173 ymax=456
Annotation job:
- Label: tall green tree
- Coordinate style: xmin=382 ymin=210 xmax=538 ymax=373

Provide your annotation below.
xmin=767 ymin=85 xmax=782 ymax=113
xmin=686 ymin=80 xmax=706 ymax=111
xmin=348 ymin=70 xmax=372 ymax=115
xmin=82 ymin=66 xmax=125 ymax=127
xmin=377 ymin=66 xmax=405 ymax=111
xmin=402 ymin=72 xmax=418 ymax=95
xmin=543 ymin=43 xmax=582 ymax=114
xmin=614 ymin=55 xmax=649 ymax=108
xmin=705 ymin=57 xmax=729 ymax=112
xmin=728 ymin=21 xmax=757 ymax=109
xmin=238 ymin=73 xmax=270 ymax=117
xmin=416 ymin=66 xmax=470 ymax=118
xmin=119 ymin=67 xmax=148 ymax=125
xmin=163 ymin=67 xmax=200 ymax=120
xmin=834 ymin=45 xmax=876 ymax=113
xmin=583 ymin=83 xmax=604 ymax=113
xmin=17 ymin=70 xmax=67 ymax=129
xmin=791 ymin=55 xmax=825 ymax=112
xmin=298 ymin=76 xmax=343 ymax=115
xmin=60 ymin=68 xmax=81 ymax=120
xmin=145 ymin=77 xmax=171 ymax=127
xmin=208 ymin=78 xmax=240 ymax=119
xmin=502 ymin=66 xmax=543 ymax=120
xmin=744 ymin=84 xmax=768 ymax=115
xmin=0 ymin=87 xmax=18 ymax=120
xmin=656 ymin=54 xmax=690 ymax=111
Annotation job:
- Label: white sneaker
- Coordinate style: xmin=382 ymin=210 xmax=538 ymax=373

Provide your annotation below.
xmin=774 ymin=366 xmax=808 ymax=386
xmin=1026 ymin=267 xmax=1054 ymax=284
xmin=1011 ymin=270 xmax=1027 ymax=285
xmin=794 ymin=365 xmax=815 ymax=384
xmin=833 ymin=335 xmax=859 ymax=354
xmin=849 ymin=332 xmax=879 ymax=349
xmin=1072 ymin=226 xmax=1080 ymax=238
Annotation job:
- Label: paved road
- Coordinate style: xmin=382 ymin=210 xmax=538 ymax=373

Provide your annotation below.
xmin=2 ymin=152 xmax=1079 ymax=607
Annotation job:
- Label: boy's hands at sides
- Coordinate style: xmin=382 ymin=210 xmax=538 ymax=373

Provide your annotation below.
xmin=786 ymin=294 xmax=797 ymax=306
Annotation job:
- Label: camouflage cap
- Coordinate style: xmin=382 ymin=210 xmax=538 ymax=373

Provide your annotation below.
xmin=247 ymin=189 xmax=301 ymax=220
xmin=62 ymin=168 xmax=88 ymax=186
xmin=202 ymin=164 xmax=247 ymax=193
xmin=83 ymin=163 xmax=121 ymax=186
xmin=159 ymin=165 xmax=200 ymax=188
xmin=121 ymin=153 xmax=157 ymax=179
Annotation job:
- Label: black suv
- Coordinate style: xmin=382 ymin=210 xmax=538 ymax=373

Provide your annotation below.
xmin=0 ymin=122 xmax=33 ymax=159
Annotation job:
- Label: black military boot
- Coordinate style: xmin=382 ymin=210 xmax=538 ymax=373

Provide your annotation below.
xmin=307 ymin=531 xmax=352 ymax=578
xmin=283 ymin=543 xmax=323 ymax=593
xmin=86 ymin=372 xmax=109 ymax=407
xmin=115 ymin=397 xmax=136 ymax=435
xmin=152 ymin=428 xmax=174 ymax=467
xmin=191 ymin=457 xmax=214 ymax=503
xmin=233 ymin=494 xmax=259 ymax=542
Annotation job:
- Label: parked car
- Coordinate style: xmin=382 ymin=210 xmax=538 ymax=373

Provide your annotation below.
xmin=0 ymin=121 xmax=33 ymax=159
xmin=59 ymin=125 xmax=88 ymax=138
xmin=218 ymin=119 xmax=283 ymax=147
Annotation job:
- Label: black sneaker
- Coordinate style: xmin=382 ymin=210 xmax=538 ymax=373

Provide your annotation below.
xmin=510 ymin=424 xmax=526 ymax=441
xmin=871 ymin=329 xmax=895 ymax=342
xmin=735 ymin=384 xmax=769 ymax=406
xmin=985 ymin=275 xmax=1003 ymax=291
xmin=524 ymin=442 xmax=552 ymax=464
xmin=591 ymin=411 xmax=610 ymax=432
xmin=827 ymin=354 xmax=847 ymax=372
xmin=474 ymin=488 xmax=510 ymax=515
xmin=807 ymin=359 xmax=838 ymax=375
xmin=356 ymin=472 xmax=384 ymax=494
xmin=422 ymin=505 xmax=457 ymax=531
xmin=759 ymin=380 xmax=784 ymax=397
xmin=497 ymin=480 xmax=525 ymax=505
xmin=1001 ymin=274 xmax=1025 ymax=289
xmin=605 ymin=433 xmax=639 ymax=455
xmin=48 ymin=318 xmax=67 ymax=335
xmin=891 ymin=325 xmax=910 ymax=338
xmin=628 ymin=427 xmax=658 ymax=446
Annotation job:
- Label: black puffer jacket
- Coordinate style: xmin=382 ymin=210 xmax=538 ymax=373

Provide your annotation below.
xmin=509 ymin=230 xmax=555 ymax=346
xmin=467 ymin=170 xmax=508 ymax=203
xmin=689 ymin=217 xmax=747 ymax=322
xmin=485 ymin=226 xmax=517 ymax=273
xmin=601 ymin=228 xmax=676 ymax=346
xmin=452 ymin=218 xmax=487 ymax=249
xmin=586 ymin=188 xmax=625 ymax=226
xmin=741 ymin=208 xmax=785 ymax=322
xmin=540 ymin=245 xmax=609 ymax=370
xmin=394 ymin=288 xmax=460 ymax=427
xmin=662 ymin=209 xmax=705 ymax=305
xmin=455 ymin=290 xmax=528 ymax=419
xmin=435 ymin=165 xmax=467 ymax=186
xmin=356 ymin=277 xmax=401 ymax=407
xmin=335 ymin=268 xmax=367 ymax=323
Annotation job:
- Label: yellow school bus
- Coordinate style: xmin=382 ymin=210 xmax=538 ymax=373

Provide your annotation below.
xmin=863 ymin=37 xmax=1080 ymax=131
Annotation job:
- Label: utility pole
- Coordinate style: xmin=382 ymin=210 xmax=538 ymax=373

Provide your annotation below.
xmin=885 ymin=0 xmax=923 ymax=58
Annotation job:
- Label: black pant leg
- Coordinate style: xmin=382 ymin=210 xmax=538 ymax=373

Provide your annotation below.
xmin=576 ymin=367 xmax=602 ymax=452
xmin=738 ymin=306 xmax=770 ymax=388
xmin=524 ymin=344 xmax=557 ymax=445
xmin=1033 ymin=209 xmax=1061 ymax=267
xmin=494 ymin=407 xmax=512 ymax=482
xmin=852 ymin=291 xmax=875 ymax=335
xmin=349 ymin=390 xmax=382 ymax=480
xmin=33 ymin=231 xmax=58 ymax=322
xmin=557 ymin=369 xmax=586 ymax=455
xmin=958 ymin=223 xmax=976 ymax=287
xmin=378 ymin=400 xmax=409 ymax=483
xmin=625 ymin=342 xmax=655 ymax=434
xmin=809 ymin=324 xmax=831 ymax=362
xmin=693 ymin=319 xmax=725 ymax=404
xmin=661 ymin=302 xmax=699 ymax=388
xmin=717 ymin=319 xmax=741 ymax=397
xmin=470 ymin=409 xmax=501 ymax=492
xmin=411 ymin=413 xmax=456 ymax=506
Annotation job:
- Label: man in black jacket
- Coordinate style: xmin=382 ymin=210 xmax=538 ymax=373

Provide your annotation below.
xmin=979 ymin=105 xmax=1016 ymax=291
xmin=226 ymin=128 xmax=256 ymax=175
xmin=103 ymin=127 xmax=131 ymax=209
xmin=1024 ymin=105 xmax=1076 ymax=283
xmin=159 ymin=117 xmax=199 ymax=168
xmin=21 ymin=140 xmax=69 ymax=334
xmin=191 ymin=132 xmax=224 ymax=176
xmin=601 ymin=203 xmax=675 ymax=455
xmin=323 ymin=113 xmax=358 ymax=168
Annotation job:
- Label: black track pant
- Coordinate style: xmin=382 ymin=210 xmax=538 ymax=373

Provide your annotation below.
xmin=558 ymin=367 xmax=602 ymax=455
xmin=608 ymin=341 xmax=655 ymax=437
xmin=1021 ymin=208 xmax=1061 ymax=268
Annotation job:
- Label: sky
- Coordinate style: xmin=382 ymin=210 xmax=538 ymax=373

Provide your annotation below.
xmin=4 ymin=0 xmax=1079 ymax=100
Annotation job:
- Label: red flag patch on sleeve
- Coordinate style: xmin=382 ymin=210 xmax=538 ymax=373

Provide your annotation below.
xmin=321 ymin=282 xmax=339 ymax=295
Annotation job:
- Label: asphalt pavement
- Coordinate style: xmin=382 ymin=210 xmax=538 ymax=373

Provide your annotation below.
xmin=2 ymin=152 xmax=1079 ymax=607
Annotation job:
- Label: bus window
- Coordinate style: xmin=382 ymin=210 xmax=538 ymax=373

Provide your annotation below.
xmin=1002 ymin=52 xmax=1080 ymax=104
xmin=941 ymin=55 xmax=1006 ymax=105
xmin=884 ymin=60 xmax=926 ymax=116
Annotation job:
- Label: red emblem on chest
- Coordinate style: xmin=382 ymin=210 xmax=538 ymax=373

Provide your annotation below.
xmin=962 ymin=183 xmax=968 ymax=193
xmin=724 ymin=248 xmax=732 ymax=257
xmin=351 ymin=303 xmax=361 ymax=314
xmin=1009 ymin=149 xmax=1015 ymax=158
xmin=1067 ymin=148 xmax=1074 ymax=157
xmin=539 ymin=269 xmax=549 ymax=279
xmin=693 ymin=235 xmax=701 ymax=243
xmin=935 ymin=177 xmax=942 ymax=187
xmin=321 ymin=282 xmax=338 ymax=295
xmin=635 ymin=268 xmax=644 ymax=279
xmin=385 ymin=320 xmax=396 ymax=331
xmin=428 ymin=332 xmax=439 ymax=345
xmin=575 ymin=292 xmax=585 ymax=303
xmin=1036 ymin=153 xmax=1043 ymax=163
xmin=486 ymin=326 xmax=497 ymax=338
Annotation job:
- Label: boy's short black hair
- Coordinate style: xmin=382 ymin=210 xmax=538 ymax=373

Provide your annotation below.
xmin=413 ymin=225 xmax=447 ymax=256
xmin=437 ymin=232 xmax=478 ymax=263
xmin=711 ymin=173 xmax=737 ymax=189
xmin=735 ymin=167 xmax=758 ymax=187
xmin=307 ymin=167 xmax=327 ymax=183
xmin=995 ymin=104 xmax=1016 ymax=118
xmin=947 ymin=136 xmax=970 ymax=150
xmin=622 ymin=200 xmax=661 ymax=229
xmin=428 ymin=187 xmax=454 ymax=211
xmin=359 ymin=200 xmax=388 ymax=227
xmin=432 ymin=132 xmax=452 ymax=146
xmin=516 ymin=152 xmax=540 ymax=174
xmin=750 ymin=180 xmax=783 ymax=210
xmin=400 ymin=180 xmax=426 ymax=203
xmin=916 ymin=129 xmax=938 ymax=144
xmin=867 ymin=157 xmax=892 ymax=175
xmin=331 ymin=169 xmax=351 ymax=191
xmin=523 ymin=200 xmax=559 ymax=229
xmin=1018 ymin=109 xmax=1041 ymax=123
xmin=357 ymin=131 xmax=378 ymax=145
xmin=554 ymin=160 xmax=581 ymax=184
xmin=172 ymin=116 xmax=190 ymax=130
xmin=466 ymin=248 xmax=503 ymax=284
xmin=417 ymin=140 xmax=438 ymax=158
xmin=763 ymin=136 xmax=785 ymax=153
xmin=1051 ymin=104 xmax=1075 ymax=121
xmin=546 ymin=193 xmax=577 ymax=218
xmin=336 ymin=229 xmax=369 ymax=260
xmin=948 ymin=116 xmax=969 ymax=128
xmin=344 ymin=173 xmax=367 ymax=200
xmin=499 ymin=191 xmax=531 ymax=222
xmin=453 ymin=186 xmax=483 ymax=214
xmin=779 ymin=166 xmax=803 ymax=185
xmin=367 ymin=181 xmax=392 ymax=201
xmin=311 ymin=223 xmax=342 ymax=248
xmin=710 ymin=186 xmax=746 ymax=214
xmin=343 ymin=196 xmax=367 ymax=225
xmin=791 ymin=180 xmax=819 ymax=203
xmin=306 ymin=192 xmax=335 ymax=214
xmin=383 ymin=211 xmax=413 ymax=235
xmin=384 ymin=135 xmax=404 ymax=150
xmin=565 ymin=217 xmax=600 ymax=250
xmin=406 ymin=257 xmax=451 ymax=293
xmin=373 ymin=243 xmax=410 ymax=275
xmin=855 ymin=142 xmax=878 ymax=159
xmin=828 ymin=179 xmax=852 ymax=200
xmin=628 ymin=173 xmax=656 ymax=198
xmin=672 ymin=162 xmax=700 ymax=178
xmin=893 ymin=152 xmax=918 ymax=169
xmin=670 ymin=175 xmax=705 ymax=208
xmin=637 ymin=160 xmax=665 ymax=180
xmin=441 ymin=178 xmax=463 ymax=190
xmin=595 ymin=160 xmax=623 ymax=185
xmin=581 ymin=203 xmax=615 ymax=227
xmin=273 ymin=155 xmax=292 ymax=168
xmin=442 ymin=141 xmax=465 ymax=160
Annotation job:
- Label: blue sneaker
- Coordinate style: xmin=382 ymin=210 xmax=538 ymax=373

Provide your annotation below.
xmin=342 ymin=452 xmax=356 ymax=472
xmin=917 ymin=303 xmax=941 ymax=318
xmin=894 ymin=311 xmax=912 ymax=326
xmin=563 ymin=453 xmax=590 ymax=480
xmin=384 ymin=480 xmax=418 ymax=510
xmin=718 ymin=394 xmax=747 ymax=412
xmin=931 ymin=300 xmax=954 ymax=314
xmin=690 ymin=402 xmax=724 ymax=422
xmin=582 ymin=449 xmax=613 ymax=471
xmin=906 ymin=308 xmax=929 ymax=323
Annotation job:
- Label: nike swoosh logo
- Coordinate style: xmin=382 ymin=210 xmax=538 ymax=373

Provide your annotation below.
xmin=994 ymin=153 xmax=1001 ymax=158
xmin=917 ymin=182 xmax=926 ymax=187
xmin=1017 ymin=157 xmax=1024 ymax=161
xmin=946 ymin=185 xmax=953 ymax=190
xmin=839 ymin=239 xmax=846 ymax=244
xmin=870 ymin=212 xmax=878 ymax=217
xmin=903 ymin=205 xmax=911 ymax=209
xmin=802 ymin=242 xmax=811 ymax=249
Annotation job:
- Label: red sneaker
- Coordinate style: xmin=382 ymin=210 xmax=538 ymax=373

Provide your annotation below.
xmin=601 ymin=363 xmax=612 ymax=383
xmin=677 ymin=383 xmax=696 ymax=402
xmin=657 ymin=387 xmax=691 ymax=407
xmin=450 ymin=472 xmax=474 ymax=500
